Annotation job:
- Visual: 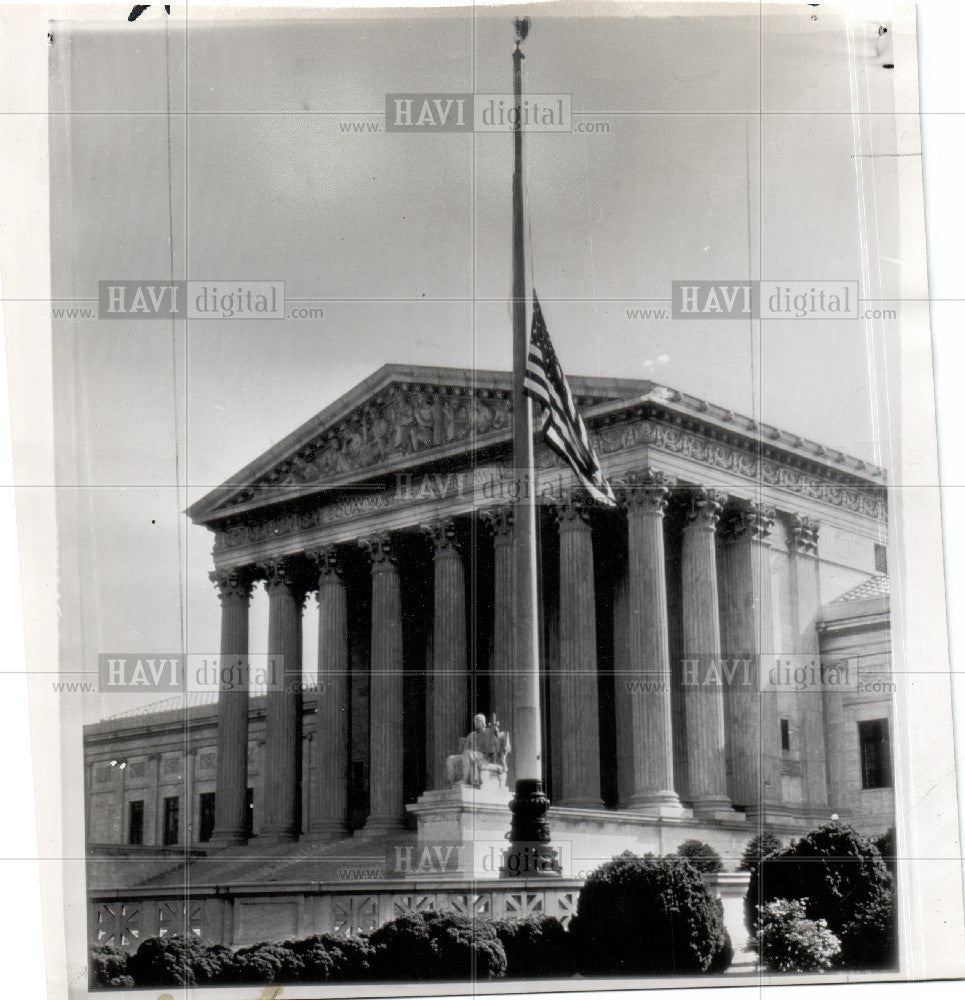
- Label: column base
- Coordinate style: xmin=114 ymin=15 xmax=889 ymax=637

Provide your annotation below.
xmin=691 ymin=797 xmax=739 ymax=823
xmin=625 ymin=791 xmax=689 ymax=818
xmin=206 ymin=829 xmax=249 ymax=849
xmin=745 ymin=802 xmax=801 ymax=827
xmin=358 ymin=816 xmax=406 ymax=837
xmin=557 ymin=797 xmax=605 ymax=810
xmin=303 ymin=824 xmax=352 ymax=843
xmin=256 ymin=829 xmax=301 ymax=845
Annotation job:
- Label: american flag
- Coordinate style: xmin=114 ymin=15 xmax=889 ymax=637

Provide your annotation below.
xmin=523 ymin=293 xmax=617 ymax=507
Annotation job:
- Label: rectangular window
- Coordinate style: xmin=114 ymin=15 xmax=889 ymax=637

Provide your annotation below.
xmin=245 ymin=787 xmax=254 ymax=838
xmin=874 ymin=543 xmax=888 ymax=574
xmin=780 ymin=718 xmax=791 ymax=752
xmin=163 ymin=796 xmax=180 ymax=846
xmin=127 ymin=800 xmax=144 ymax=845
xmin=199 ymin=792 xmax=216 ymax=843
xmin=858 ymin=718 xmax=892 ymax=789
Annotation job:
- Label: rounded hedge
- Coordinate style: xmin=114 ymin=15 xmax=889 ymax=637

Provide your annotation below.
xmin=677 ymin=839 xmax=723 ymax=875
xmin=127 ymin=934 xmax=232 ymax=987
xmin=89 ymin=944 xmax=132 ymax=989
xmin=569 ymin=852 xmax=730 ymax=974
xmin=285 ymin=933 xmax=375 ymax=981
xmin=745 ymin=821 xmax=895 ymax=970
xmin=368 ymin=910 xmax=506 ymax=981
xmin=426 ymin=912 xmax=507 ymax=980
xmin=740 ymin=832 xmax=784 ymax=872
xmin=492 ymin=915 xmax=573 ymax=978
xmin=228 ymin=942 xmax=303 ymax=984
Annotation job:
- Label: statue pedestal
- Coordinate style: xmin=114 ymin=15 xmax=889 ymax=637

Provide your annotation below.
xmin=406 ymin=781 xmax=512 ymax=878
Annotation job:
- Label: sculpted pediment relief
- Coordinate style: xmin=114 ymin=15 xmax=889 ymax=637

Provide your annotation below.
xmin=218 ymin=379 xmax=609 ymax=514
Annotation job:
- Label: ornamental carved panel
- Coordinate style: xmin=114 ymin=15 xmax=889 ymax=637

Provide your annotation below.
xmin=332 ymin=895 xmax=379 ymax=937
xmin=228 ymin=384 xmax=514 ymax=508
xmin=445 ymin=893 xmax=493 ymax=918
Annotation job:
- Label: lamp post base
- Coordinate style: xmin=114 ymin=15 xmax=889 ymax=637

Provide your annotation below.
xmin=501 ymin=778 xmax=561 ymax=877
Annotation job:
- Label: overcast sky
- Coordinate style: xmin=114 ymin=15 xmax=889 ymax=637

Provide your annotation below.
xmin=47 ymin=3 xmax=903 ymax=721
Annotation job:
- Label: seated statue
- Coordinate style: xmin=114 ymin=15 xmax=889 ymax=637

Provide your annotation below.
xmin=445 ymin=713 xmax=511 ymax=790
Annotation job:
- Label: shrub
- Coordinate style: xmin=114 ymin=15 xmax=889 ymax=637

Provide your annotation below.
xmin=677 ymin=839 xmax=723 ymax=875
xmin=369 ymin=911 xmax=436 ymax=979
xmin=707 ymin=896 xmax=734 ymax=973
xmin=369 ymin=910 xmax=506 ymax=981
xmin=745 ymin=821 xmax=895 ymax=970
xmin=569 ymin=852 xmax=727 ymax=974
xmin=285 ymin=933 xmax=374 ymax=982
xmin=492 ymin=915 xmax=573 ymax=978
xmin=89 ymin=944 xmax=131 ymax=989
xmin=228 ymin=942 xmax=303 ymax=984
xmin=127 ymin=934 xmax=231 ymax=987
xmin=426 ymin=912 xmax=507 ymax=980
xmin=707 ymin=926 xmax=734 ymax=974
xmin=740 ymin=832 xmax=784 ymax=872
xmin=875 ymin=827 xmax=897 ymax=879
xmin=752 ymin=898 xmax=842 ymax=972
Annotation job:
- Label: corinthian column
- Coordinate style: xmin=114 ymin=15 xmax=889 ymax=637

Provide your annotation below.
xmin=424 ymin=519 xmax=468 ymax=789
xmin=260 ymin=557 xmax=305 ymax=842
xmin=790 ymin=515 xmax=829 ymax=812
xmin=553 ymin=497 xmax=603 ymax=807
xmin=210 ymin=567 xmax=254 ymax=845
xmin=621 ymin=470 xmax=683 ymax=815
xmin=306 ymin=546 xmax=350 ymax=839
xmin=482 ymin=506 xmax=515 ymax=786
xmin=681 ymin=488 xmax=732 ymax=820
xmin=361 ymin=534 xmax=405 ymax=833
xmin=717 ymin=501 xmax=783 ymax=822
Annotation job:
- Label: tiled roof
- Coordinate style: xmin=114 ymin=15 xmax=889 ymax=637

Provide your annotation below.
xmin=830 ymin=573 xmax=890 ymax=604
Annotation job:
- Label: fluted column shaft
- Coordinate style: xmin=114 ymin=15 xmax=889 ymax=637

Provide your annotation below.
xmin=211 ymin=569 xmax=254 ymax=845
xmin=611 ymin=535 xmax=633 ymax=807
xmin=681 ymin=490 xmax=731 ymax=818
xmin=622 ymin=471 xmax=683 ymax=814
xmin=362 ymin=534 xmax=405 ymax=833
xmin=484 ymin=507 xmax=515 ymax=786
xmin=554 ymin=500 xmax=603 ymax=807
xmin=261 ymin=558 xmax=305 ymax=842
xmin=427 ymin=520 xmax=468 ymax=788
xmin=718 ymin=502 xmax=782 ymax=821
xmin=790 ymin=515 xmax=829 ymax=811
xmin=308 ymin=547 xmax=351 ymax=838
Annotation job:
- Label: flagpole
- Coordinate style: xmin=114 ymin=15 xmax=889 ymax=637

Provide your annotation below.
xmin=504 ymin=18 xmax=558 ymax=877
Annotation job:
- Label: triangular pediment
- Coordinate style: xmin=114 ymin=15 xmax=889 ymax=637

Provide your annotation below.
xmin=188 ymin=364 xmax=637 ymax=525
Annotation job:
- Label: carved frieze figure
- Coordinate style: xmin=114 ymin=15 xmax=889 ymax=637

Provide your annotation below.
xmin=445 ymin=713 xmax=512 ymax=789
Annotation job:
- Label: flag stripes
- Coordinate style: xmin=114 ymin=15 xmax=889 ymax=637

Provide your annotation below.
xmin=523 ymin=292 xmax=617 ymax=506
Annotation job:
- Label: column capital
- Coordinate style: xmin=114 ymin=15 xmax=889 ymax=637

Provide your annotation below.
xmin=359 ymin=533 xmax=398 ymax=570
xmin=619 ymin=468 xmax=674 ymax=516
xmin=210 ymin=567 xmax=254 ymax=603
xmin=721 ymin=500 xmax=777 ymax=544
xmin=259 ymin=556 xmax=307 ymax=600
xmin=421 ymin=518 xmax=463 ymax=556
xmin=306 ymin=545 xmax=344 ymax=583
xmin=480 ymin=504 xmax=515 ymax=540
xmin=554 ymin=495 xmax=593 ymax=530
xmin=684 ymin=487 xmax=727 ymax=531
xmin=790 ymin=513 xmax=821 ymax=556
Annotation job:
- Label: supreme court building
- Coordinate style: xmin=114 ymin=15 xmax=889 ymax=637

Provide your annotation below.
xmin=85 ymin=365 xmax=895 ymax=947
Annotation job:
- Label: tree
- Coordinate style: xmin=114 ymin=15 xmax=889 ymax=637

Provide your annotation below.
xmin=676 ymin=839 xmax=723 ymax=875
xmin=739 ymin=831 xmax=784 ymax=872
